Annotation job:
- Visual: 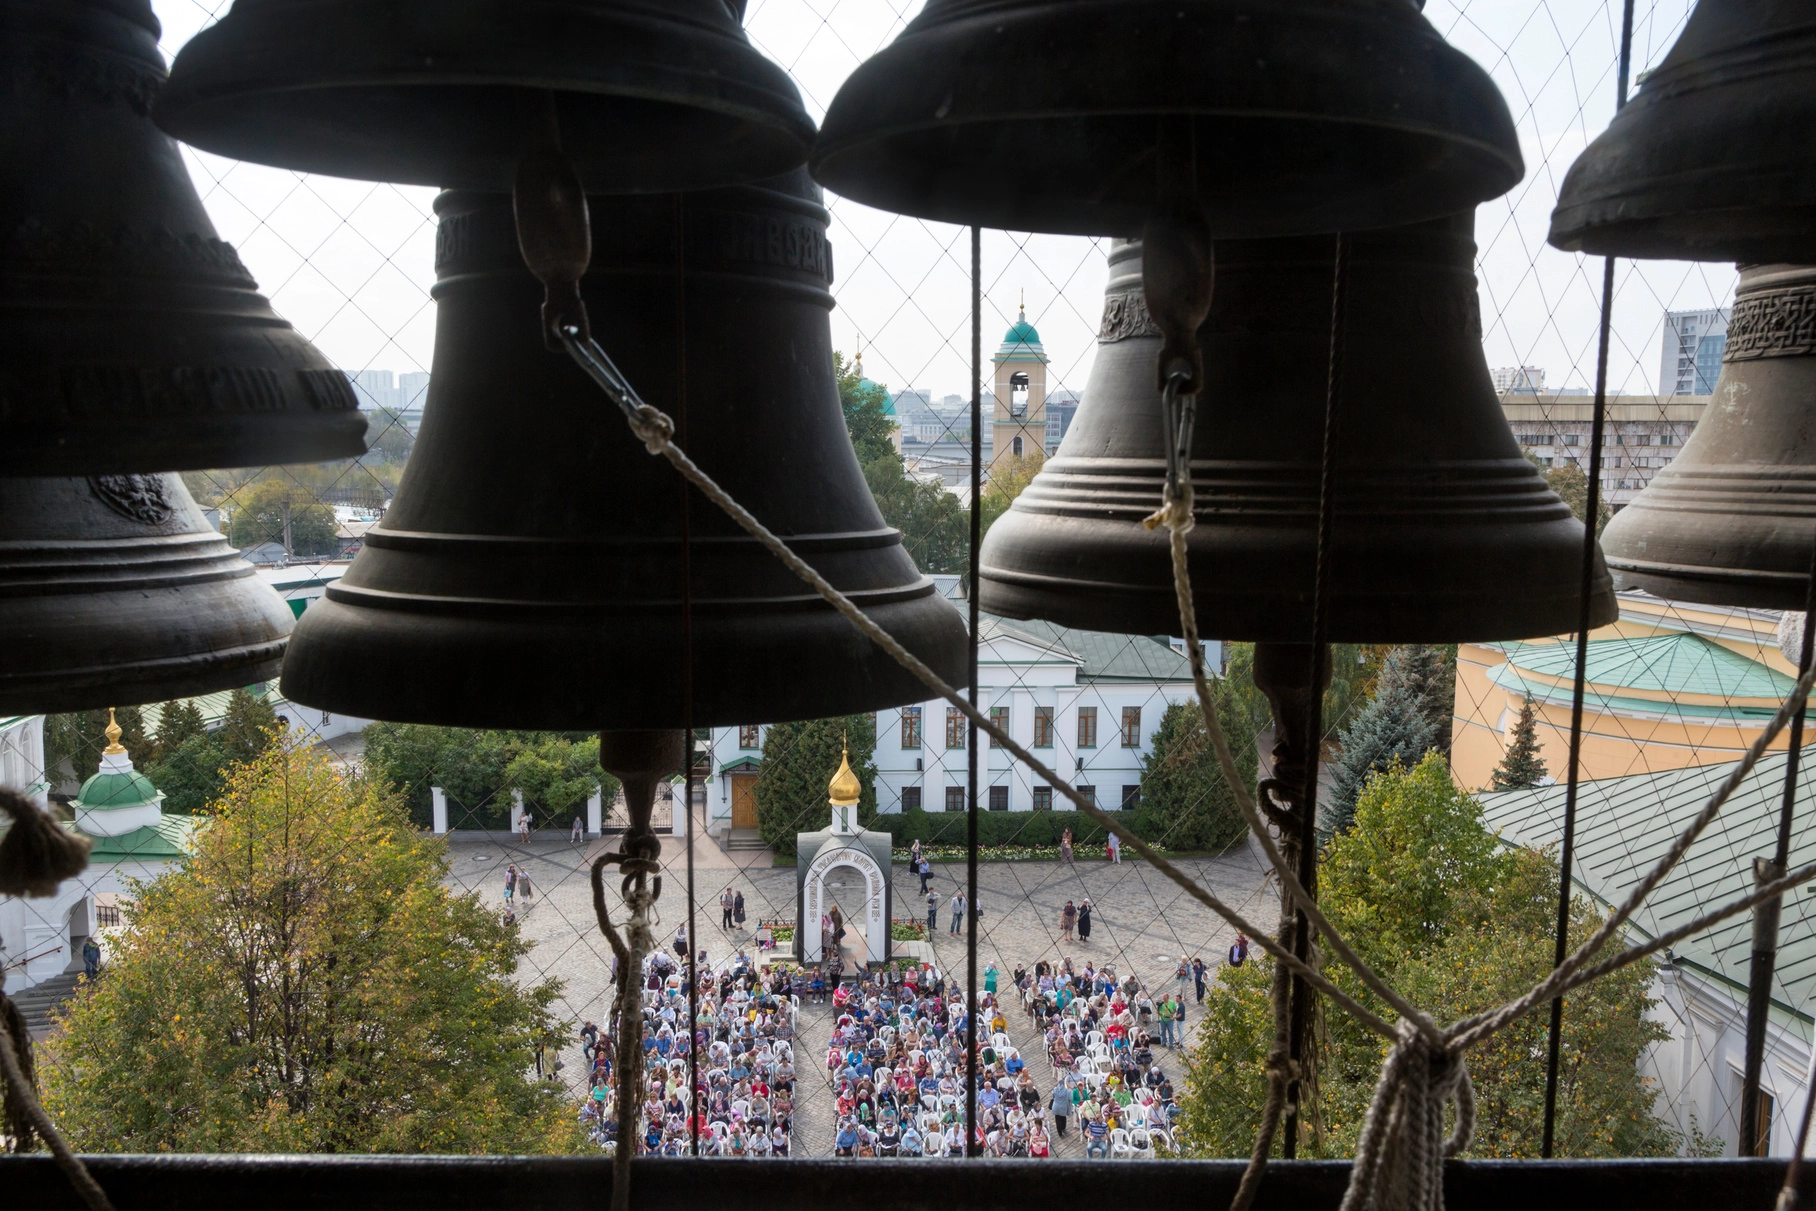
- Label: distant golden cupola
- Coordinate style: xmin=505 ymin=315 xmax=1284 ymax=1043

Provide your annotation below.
xmin=828 ymin=739 xmax=861 ymax=807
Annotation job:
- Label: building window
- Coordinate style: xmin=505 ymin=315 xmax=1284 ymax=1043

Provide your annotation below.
xmin=1011 ymin=435 xmax=1023 ymax=456
xmin=738 ymin=725 xmax=760 ymax=749
xmin=1121 ymin=706 xmax=1141 ymax=748
xmin=901 ymin=707 xmax=922 ymax=749
xmin=1121 ymin=785 xmax=1140 ymax=810
xmin=989 ymin=786 xmax=1009 ymax=812
xmin=1564 ymin=434 xmax=1579 ymax=445
xmin=1033 ymin=706 xmax=1054 ymax=747
xmin=1032 ymin=786 xmax=1053 ymax=811
xmin=1077 ymin=706 xmax=1097 ymax=748
xmin=95 ymin=904 xmax=121 ymax=928
xmin=946 ymin=706 xmax=965 ymax=749
xmin=1077 ymin=785 xmax=1096 ymax=807
xmin=902 ymin=787 xmax=921 ymax=812
xmin=989 ymin=705 xmax=1008 ymax=745
xmin=945 ymin=786 xmax=966 ymax=813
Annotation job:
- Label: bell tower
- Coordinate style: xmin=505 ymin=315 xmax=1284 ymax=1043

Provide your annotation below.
xmin=991 ymin=299 xmax=1049 ymax=474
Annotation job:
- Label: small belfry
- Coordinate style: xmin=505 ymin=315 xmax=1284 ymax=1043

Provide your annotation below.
xmin=793 ymin=736 xmax=893 ymax=971
xmin=991 ymin=295 xmax=1049 ymax=471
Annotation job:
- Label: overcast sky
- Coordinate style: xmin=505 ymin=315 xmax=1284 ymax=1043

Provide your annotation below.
xmin=156 ymin=0 xmax=1724 ymax=406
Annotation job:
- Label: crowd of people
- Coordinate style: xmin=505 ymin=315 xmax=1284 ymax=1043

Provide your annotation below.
xmin=577 ymin=948 xmax=796 ymax=1157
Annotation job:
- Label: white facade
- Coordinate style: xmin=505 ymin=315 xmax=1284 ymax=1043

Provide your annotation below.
xmin=705 ymin=589 xmax=1204 ymax=837
xmin=1645 ymin=962 xmax=1813 ymax=1157
xmin=1662 ymin=307 xmax=1731 ymax=397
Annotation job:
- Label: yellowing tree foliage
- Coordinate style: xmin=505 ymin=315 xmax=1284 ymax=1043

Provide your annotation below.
xmin=40 ymin=743 xmax=586 ymax=1154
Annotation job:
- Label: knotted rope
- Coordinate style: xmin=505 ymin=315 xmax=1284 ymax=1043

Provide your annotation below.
xmin=1342 ymin=1022 xmax=1476 ymax=1211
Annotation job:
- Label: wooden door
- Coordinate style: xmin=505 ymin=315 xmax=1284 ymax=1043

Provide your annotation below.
xmin=730 ymin=773 xmax=759 ymax=828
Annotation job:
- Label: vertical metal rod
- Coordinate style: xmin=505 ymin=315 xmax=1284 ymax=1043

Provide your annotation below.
xmin=1542 ymin=1 xmax=1632 ymax=1154
xmin=1741 ymin=568 xmax=1816 ymax=1155
xmin=1282 ymin=231 xmax=1346 ymax=1157
xmin=674 ymin=195 xmax=700 ymax=1159
xmin=966 ymin=222 xmax=982 ymax=1158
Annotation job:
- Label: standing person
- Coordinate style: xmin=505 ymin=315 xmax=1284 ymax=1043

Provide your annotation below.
xmin=504 ymin=864 xmax=517 ymax=904
xmin=1192 ymin=956 xmax=1208 ymax=1005
xmin=1228 ymin=932 xmax=1250 ymax=968
xmin=1105 ymin=830 xmax=1121 ymax=864
xmin=1175 ymin=959 xmax=1192 ymax=1007
xmin=1049 ymin=1078 xmax=1071 ymax=1138
xmin=674 ymin=921 xmax=689 ymax=959
xmin=721 ymin=886 xmax=735 ymax=931
xmin=926 ymin=890 xmax=939 ymax=935
xmin=733 ymin=889 xmax=747 ymax=930
xmin=1060 ymin=827 xmax=1074 ymax=865
xmin=1060 ymin=899 xmax=1077 ymax=942
xmin=1077 ymin=899 xmax=1092 ymax=942
xmin=948 ymin=891 xmax=966 ymax=935
xmin=910 ymin=837 xmax=923 ymax=870
xmin=518 ymin=868 xmax=534 ymax=903
xmin=1157 ymin=994 xmax=1177 ymax=1047
xmin=81 ymin=935 xmax=101 ymax=980
xmin=571 ymin=815 xmax=584 ymax=843
xmin=918 ymin=856 xmax=932 ymax=895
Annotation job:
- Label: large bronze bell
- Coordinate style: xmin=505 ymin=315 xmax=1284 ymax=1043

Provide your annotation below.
xmin=155 ymin=1 xmax=815 ymax=193
xmin=280 ymin=171 xmax=969 ymax=729
xmin=979 ymin=217 xmax=1617 ymax=641
xmin=1550 ymin=0 xmax=1816 ymax=264
xmin=812 ymin=0 xmax=1522 ymax=237
xmin=0 ymin=0 xmax=366 ymax=475
xmin=1601 ymin=264 xmax=1816 ymax=608
xmin=0 ymin=474 xmax=293 ymax=714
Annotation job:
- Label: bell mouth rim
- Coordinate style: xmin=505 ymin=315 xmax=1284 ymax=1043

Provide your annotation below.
xmin=0 ymin=640 xmax=287 ymax=716
xmin=318 ymin=576 xmax=943 ymax=619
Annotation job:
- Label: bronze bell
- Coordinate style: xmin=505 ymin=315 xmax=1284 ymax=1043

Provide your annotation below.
xmin=280 ymin=171 xmax=969 ymax=729
xmin=156 ymin=0 xmax=816 ymax=192
xmin=979 ymin=218 xmax=1617 ymax=641
xmin=812 ymin=0 xmax=1523 ymax=237
xmin=1550 ymin=0 xmax=1816 ymax=264
xmin=1602 ymin=264 xmax=1816 ymax=608
xmin=0 ymin=0 xmax=367 ymax=476
xmin=0 ymin=474 xmax=293 ymax=714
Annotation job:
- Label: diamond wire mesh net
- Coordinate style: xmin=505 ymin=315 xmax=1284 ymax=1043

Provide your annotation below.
xmin=0 ymin=0 xmax=1809 ymax=1168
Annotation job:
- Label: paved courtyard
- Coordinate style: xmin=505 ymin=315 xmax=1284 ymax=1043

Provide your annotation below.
xmin=443 ymin=812 xmax=1280 ymax=1157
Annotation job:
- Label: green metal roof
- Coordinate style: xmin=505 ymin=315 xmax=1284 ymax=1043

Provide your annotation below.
xmin=142 ymin=679 xmax=282 ymax=740
xmin=72 ymin=814 xmax=196 ymax=861
xmin=979 ymin=615 xmax=1193 ymax=684
xmin=995 ymin=311 xmax=1047 ymax=361
xmin=1500 ymin=633 xmax=1795 ymax=700
xmin=1481 ymin=752 xmax=1816 ymax=1037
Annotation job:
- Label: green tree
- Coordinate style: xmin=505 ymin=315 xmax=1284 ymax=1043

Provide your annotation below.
xmin=1327 ymin=644 xmax=1452 ymax=833
xmin=227 ymin=478 xmax=338 ymax=555
xmin=1135 ymin=698 xmax=1253 ymax=853
xmin=40 ymin=742 xmax=585 ymax=1154
xmin=1545 ymin=462 xmax=1612 ymax=538
xmin=153 ymin=699 xmax=207 ymax=754
xmin=1178 ymin=755 xmax=1680 ymax=1160
xmin=835 ymin=351 xmax=898 ymax=465
xmin=864 ymin=452 xmax=970 ymax=574
xmin=752 ymin=714 xmax=877 ymax=855
xmin=144 ymin=732 xmax=231 ymax=815
xmin=365 ymin=407 xmax=416 ymax=463
xmin=1490 ymin=695 xmax=1549 ymax=791
xmin=218 ymin=687 xmax=281 ymax=762
xmin=505 ymin=734 xmax=604 ymax=827
xmin=361 ymin=725 xmax=613 ymax=830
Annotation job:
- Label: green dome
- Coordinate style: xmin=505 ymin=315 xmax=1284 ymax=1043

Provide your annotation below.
xmin=1003 ymin=317 xmax=1042 ymax=348
xmin=75 ymin=767 xmax=161 ymax=811
xmin=880 ymin=391 xmax=897 ymax=417
xmin=995 ymin=306 xmax=1048 ymax=361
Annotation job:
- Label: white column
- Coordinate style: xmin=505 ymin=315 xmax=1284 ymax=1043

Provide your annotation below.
xmin=586 ymin=791 xmax=602 ymax=837
xmin=431 ymin=786 xmax=448 ymax=835
xmin=510 ymin=790 xmax=524 ymax=834
xmin=672 ymin=782 xmax=688 ymax=836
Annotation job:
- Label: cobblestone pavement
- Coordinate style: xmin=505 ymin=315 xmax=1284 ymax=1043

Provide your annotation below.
xmin=443 ymin=816 xmax=1280 ymax=1158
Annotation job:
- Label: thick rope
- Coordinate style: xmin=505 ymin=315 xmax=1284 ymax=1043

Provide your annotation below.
xmin=0 ymin=994 xmax=113 ymax=1211
xmin=1340 ymin=1021 xmax=1476 ymax=1211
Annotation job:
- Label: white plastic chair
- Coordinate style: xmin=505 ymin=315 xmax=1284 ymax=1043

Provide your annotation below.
xmin=1127 ymin=1128 xmax=1154 ymax=1159
xmin=993 ymin=1032 xmax=1012 ymax=1052
xmin=1110 ymin=1127 xmax=1134 ymax=1159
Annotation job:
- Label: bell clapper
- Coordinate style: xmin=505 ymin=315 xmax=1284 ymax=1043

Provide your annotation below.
xmin=1140 ymin=118 xmax=1215 ymax=523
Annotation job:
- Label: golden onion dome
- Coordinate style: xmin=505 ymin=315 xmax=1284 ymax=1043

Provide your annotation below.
xmin=828 ymin=740 xmax=861 ymax=807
